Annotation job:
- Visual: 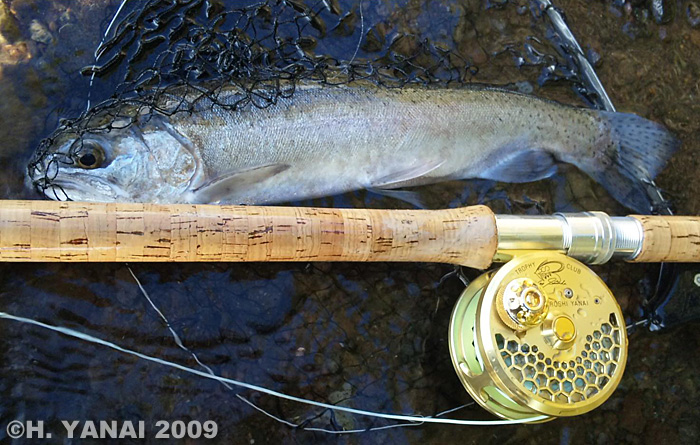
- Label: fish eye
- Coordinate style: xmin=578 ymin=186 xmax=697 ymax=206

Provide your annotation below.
xmin=75 ymin=141 xmax=105 ymax=169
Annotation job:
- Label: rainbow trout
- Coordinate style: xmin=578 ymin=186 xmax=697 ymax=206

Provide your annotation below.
xmin=32 ymin=84 xmax=678 ymax=212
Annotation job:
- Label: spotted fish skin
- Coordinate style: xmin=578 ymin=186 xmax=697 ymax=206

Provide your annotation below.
xmin=34 ymin=84 xmax=678 ymax=212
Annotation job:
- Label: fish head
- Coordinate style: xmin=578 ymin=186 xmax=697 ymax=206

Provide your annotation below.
xmin=30 ymin=117 xmax=201 ymax=203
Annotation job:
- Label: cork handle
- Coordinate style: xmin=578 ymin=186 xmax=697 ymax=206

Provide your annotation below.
xmin=630 ymin=215 xmax=700 ymax=262
xmin=0 ymin=200 xmax=498 ymax=269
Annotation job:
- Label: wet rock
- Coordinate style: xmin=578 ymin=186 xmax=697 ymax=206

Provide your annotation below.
xmin=515 ymin=80 xmax=533 ymax=94
xmin=687 ymin=2 xmax=700 ymax=27
xmin=326 ymin=383 xmax=356 ymax=430
xmin=485 ymin=0 xmax=509 ymax=9
xmin=586 ymin=47 xmax=601 ymax=66
xmin=490 ymin=18 xmax=507 ymax=33
xmin=0 ymin=2 xmax=21 ymax=44
xmin=322 ymin=359 xmax=340 ymax=375
xmin=0 ymin=41 xmax=30 ymax=66
xmin=622 ymin=19 xmax=651 ymax=39
xmin=29 ymin=19 xmax=53 ymax=45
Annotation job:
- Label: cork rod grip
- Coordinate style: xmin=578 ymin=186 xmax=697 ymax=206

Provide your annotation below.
xmin=0 ymin=201 xmax=498 ymax=269
xmin=630 ymin=215 xmax=700 ymax=262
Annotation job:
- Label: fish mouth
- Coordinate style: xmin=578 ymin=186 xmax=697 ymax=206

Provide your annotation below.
xmin=40 ymin=173 xmax=129 ymax=202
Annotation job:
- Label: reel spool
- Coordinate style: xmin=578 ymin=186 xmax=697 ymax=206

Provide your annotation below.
xmin=449 ymin=252 xmax=628 ymax=421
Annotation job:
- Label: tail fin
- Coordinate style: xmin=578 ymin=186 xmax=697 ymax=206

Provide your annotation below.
xmin=584 ymin=111 xmax=680 ymax=213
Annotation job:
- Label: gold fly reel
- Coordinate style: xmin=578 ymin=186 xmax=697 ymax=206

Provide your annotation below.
xmin=449 ymin=252 xmax=628 ymax=421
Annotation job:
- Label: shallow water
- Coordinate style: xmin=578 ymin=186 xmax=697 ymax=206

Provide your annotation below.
xmin=1 ymin=0 xmax=699 ymax=443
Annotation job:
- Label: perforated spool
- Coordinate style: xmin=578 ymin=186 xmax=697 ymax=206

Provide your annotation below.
xmin=449 ymin=252 xmax=628 ymax=420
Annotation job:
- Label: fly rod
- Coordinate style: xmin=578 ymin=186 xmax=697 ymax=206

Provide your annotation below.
xmin=2 ymin=199 xmax=699 ymax=423
xmin=0 ymin=200 xmax=697 ymax=266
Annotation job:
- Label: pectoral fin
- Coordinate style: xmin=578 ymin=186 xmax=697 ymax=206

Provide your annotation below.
xmin=372 ymin=159 xmax=446 ymax=189
xmin=189 ymin=164 xmax=289 ymax=204
xmin=367 ymin=188 xmax=427 ymax=209
xmin=478 ymin=149 xmax=557 ymax=183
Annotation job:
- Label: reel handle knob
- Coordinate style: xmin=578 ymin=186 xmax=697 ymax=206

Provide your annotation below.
xmin=497 ymin=278 xmax=549 ymax=331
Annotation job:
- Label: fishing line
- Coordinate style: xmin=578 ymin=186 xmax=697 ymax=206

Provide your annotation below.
xmin=627 ymin=319 xmax=648 ymax=330
xmin=126 ymin=264 xmax=430 ymax=434
xmin=348 ymin=0 xmax=364 ymax=68
xmin=0 ymin=310 xmax=547 ymax=426
xmin=87 ymin=0 xmax=129 ymax=110
xmin=238 ymin=396 xmax=475 ymax=434
xmin=125 ymin=264 xmax=233 ymax=390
